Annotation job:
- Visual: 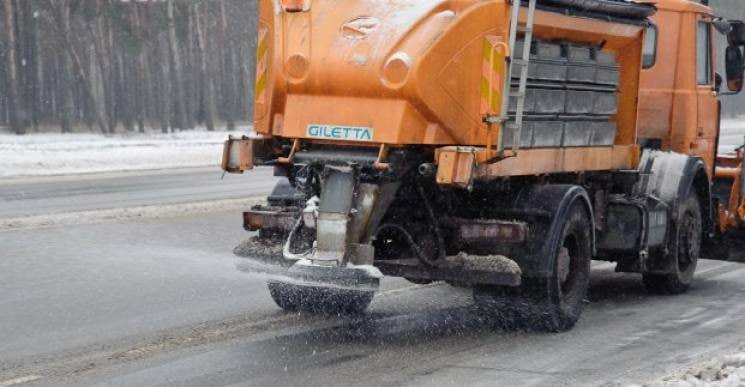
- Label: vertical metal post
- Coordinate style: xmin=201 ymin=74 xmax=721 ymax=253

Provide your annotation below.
xmin=512 ymin=0 xmax=536 ymax=153
xmin=496 ymin=0 xmax=523 ymax=155
xmin=740 ymin=135 xmax=745 ymax=200
xmin=496 ymin=0 xmax=537 ymax=156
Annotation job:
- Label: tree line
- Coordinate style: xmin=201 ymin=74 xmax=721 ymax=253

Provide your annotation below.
xmin=0 ymin=0 xmax=257 ymax=135
xmin=1 ymin=1 xmax=744 ymax=136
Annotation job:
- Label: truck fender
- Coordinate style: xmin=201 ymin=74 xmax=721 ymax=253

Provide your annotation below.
xmin=638 ymin=150 xmax=714 ymax=238
xmin=513 ymin=184 xmax=595 ymax=278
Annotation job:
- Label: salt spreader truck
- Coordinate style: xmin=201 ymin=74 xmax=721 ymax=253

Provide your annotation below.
xmin=222 ymin=0 xmax=745 ymax=331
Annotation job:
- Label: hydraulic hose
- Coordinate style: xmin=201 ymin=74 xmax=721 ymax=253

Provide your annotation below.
xmin=416 ymin=183 xmax=448 ymax=264
xmin=283 ymin=218 xmax=315 ymax=261
xmin=375 ymin=223 xmax=441 ymax=267
xmin=372 ymin=181 xmax=448 ymax=267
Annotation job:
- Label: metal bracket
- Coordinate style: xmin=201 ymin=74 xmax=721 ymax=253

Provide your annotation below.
xmin=277 ymin=139 xmax=301 ymax=164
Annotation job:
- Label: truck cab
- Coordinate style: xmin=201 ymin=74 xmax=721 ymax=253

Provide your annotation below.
xmin=638 ymin=0 xmax=720 ymax=173
xmin=638 ymin=0 xmax=745 ymax=245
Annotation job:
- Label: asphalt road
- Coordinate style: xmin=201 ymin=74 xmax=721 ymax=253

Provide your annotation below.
xmin=2 ymin=169 xmax=745 ymax=387
xmin=0 ymin=167 xmax=276 ymax=219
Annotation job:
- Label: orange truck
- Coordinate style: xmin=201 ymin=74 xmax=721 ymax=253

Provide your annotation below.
xmin=222 ymin=0 xmax=745 ymax=331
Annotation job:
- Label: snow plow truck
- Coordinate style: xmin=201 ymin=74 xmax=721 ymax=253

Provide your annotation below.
xmin=222 ymin=0 xmax=745 ymax=331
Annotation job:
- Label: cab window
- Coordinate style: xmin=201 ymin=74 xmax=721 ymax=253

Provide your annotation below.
xmin=642 ymin=25 xmax=657 ymax=69
xmin=697 ymin=21 xmax=712 ymax=85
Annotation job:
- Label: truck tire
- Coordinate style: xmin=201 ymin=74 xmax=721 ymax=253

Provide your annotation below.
xmin=267 ymin=282 xmax=374 ymax=314
xmin=474 ymin=202 xmax=592 ymax=332
xmin=643 ymin=193 xmax=701 ymax=294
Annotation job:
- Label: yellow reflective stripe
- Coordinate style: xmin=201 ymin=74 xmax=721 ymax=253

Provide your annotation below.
xmin=480 ymin=78 xmax=501 ymax=112
xmin=491 ymin=90 xmax=501 ymax=112
xmin=257 ymin=35 xmax=269 ymax=62
xmin=483 ymin=39 xmax=493 ymax=63
xmin=492 ymin=54 xmax=503 ymax=77
xmin=482 ymin=39 xmax=505 ymax=77
xmin=481 ymin=37 xmax=506 ymax=114
xmin=255 ymin=28 xmax=269 ymax=102
xmin=255 ymin=74 xmax=267 ymax=98
xmin=481 ymin=78 xmax=491 ymax=103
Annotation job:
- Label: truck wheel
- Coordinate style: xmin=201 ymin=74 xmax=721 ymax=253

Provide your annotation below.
xmin=643 ymin=193 xmax=701 ymax=295
xmin=267 ymin=282 xmax=374 ymax=314
xmin=474 ymin=202 xmax=593 ymax=332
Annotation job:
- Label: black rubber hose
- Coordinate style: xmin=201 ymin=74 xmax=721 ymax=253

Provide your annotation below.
xmin=532 ymin=0 xmax=656 ymax=19
xmin=415 ymin=182 xmax=448 ymax=263
xmin=375 ymin=223 xmax=442 ymax=267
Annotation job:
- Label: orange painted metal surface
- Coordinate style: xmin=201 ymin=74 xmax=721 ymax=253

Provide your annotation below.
xmin=255 ymin=0 xmax=643 ymax=155
xmin=480 ymin=36 xmax=507 ymax=117
xmin=436 ymin=145 xmax=638 ymax=188
xmin=221 ymin=137 xmax=255 ymax=173
xmin=637 ymin=0 xmax=745 ymax=232
xmin=255 ymin=0 xmax=646 ymax=181
xmin=716 ymin=146 xmax=745 ymax=229
xmin=474 ymin=146 xmax=639 ymax=181
xmin=638 ymin=0 xmax=718 ymax=174
xmin=245 ymin=0 xmax=745 ymax=245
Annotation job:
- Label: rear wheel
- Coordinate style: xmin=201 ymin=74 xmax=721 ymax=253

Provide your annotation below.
xmin=643 ymin=193 xmax=701 ymax=294
xmin=474 ymin=202 xmax=593 ymax=332
xmin=267 ymin=282 xmax=374 ymax=314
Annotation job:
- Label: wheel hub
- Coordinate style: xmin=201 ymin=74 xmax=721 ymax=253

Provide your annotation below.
xmin=679 ymin=213 xmax=700 ymax=269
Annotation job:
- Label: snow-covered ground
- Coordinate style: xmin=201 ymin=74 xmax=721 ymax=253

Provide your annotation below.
xmin=0 ymin=120 xmax=743 ymax=179
xmin=644 ymin=348 xmax=745 ymax=387
xmin=0 ymin=197 xmax=263 ymax=231
xmin=0 ymin=129 xmax=247 ymax=178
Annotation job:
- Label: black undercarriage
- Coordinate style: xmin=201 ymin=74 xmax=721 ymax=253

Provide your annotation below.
xmin=234 ymin=147 xmax=735 ymax=330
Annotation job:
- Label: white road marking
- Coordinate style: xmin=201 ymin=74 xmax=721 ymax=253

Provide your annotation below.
xmin=0 ymin=375 xmax=43 ymax=387
xmin=697 ymin=261 xmax=736 ymax=276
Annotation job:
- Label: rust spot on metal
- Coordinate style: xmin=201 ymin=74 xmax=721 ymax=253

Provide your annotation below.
xmin=454 ymin=218 xmax=529 ymax=244
xmin=243 ymin=206 xmax=299 ymax=233
xmin=222 ymin=136 xmax=255 ymax=174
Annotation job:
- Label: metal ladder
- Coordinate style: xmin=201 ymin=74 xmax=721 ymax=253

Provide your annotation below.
xmin=489 ymin=0 xmax=537 ymax=156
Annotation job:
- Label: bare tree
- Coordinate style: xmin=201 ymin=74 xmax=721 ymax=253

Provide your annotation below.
xmin=4 ymin=0 xmax=24 ymax=134
xmin=2 ymin=0 xmax=258 ymax=134
xmin=195 ymin=2 xmax=215 ymax=131
xmin=167 ymin=0 xmax=187 ymax=131
xmin=46 ymin=0 xmax=108 ymax=133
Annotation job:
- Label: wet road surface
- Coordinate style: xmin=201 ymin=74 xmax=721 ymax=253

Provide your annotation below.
xmin=2 ymin=169 xmax=745 ymax=386
xmin=0 ymin=167 xmax=276 ymax=219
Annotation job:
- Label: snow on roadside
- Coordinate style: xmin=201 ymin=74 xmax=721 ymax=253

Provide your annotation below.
xmin=1 ymin=120 xmax=743 ymax=179
xmin=0 ymin=129 xmax=247 ymax=178
xmin=720 ymin=120 xmax=745 ymax=155
xmin=642 ymin=348 xmax=745 ymax=387
xmin=0 ymin=197 xmax=264 ymax=231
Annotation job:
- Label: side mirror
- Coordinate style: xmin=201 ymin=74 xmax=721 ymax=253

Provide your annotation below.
xmin=725 ymin=45 xmax=744 ymax=93
xmin=714 ymin=18 xmax=732 ymax=35
xmin=729 ymin=21 xmax=745 ymax=46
